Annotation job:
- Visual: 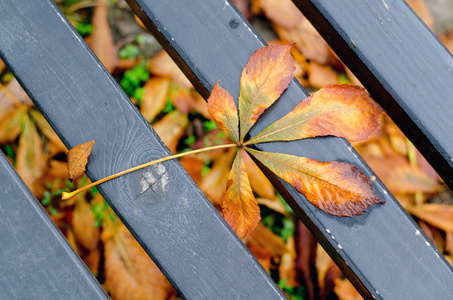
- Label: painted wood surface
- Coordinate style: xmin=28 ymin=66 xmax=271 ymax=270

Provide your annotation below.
xmin=128 ymin=0 xmax=453 ymax=298
xmin=0 ymin=0 xmax=284 ymax=299
xmin=0 ymin=152 xmax=108 ymax=299
xmin=294 ymin=0 xmax=453 ymax=190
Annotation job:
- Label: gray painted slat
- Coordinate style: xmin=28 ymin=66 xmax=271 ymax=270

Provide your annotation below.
xmin=0 ymin=0 xmax=284 ymax=298
xmin=127 ymin=0 xmax=453 ymax=298
xmin=294 ymin=0 xmax=453 ymax=190
xmin=0 ymin=152 xmax=108 ymax=299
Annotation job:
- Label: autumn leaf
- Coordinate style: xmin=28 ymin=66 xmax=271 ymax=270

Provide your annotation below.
xmin=246 ymin=148 xmax=382 ymax=217
xmin=72 ymin=196 xmax=100 ymax=251
xmin=16 ymin=114 xmax=46 ymax=194
xmin=103 ymin=224 xmax=175 ymax=300
xmin=238 ymin=44 xmax=294 ymax=140
xmin=141 ymin=77 xmax=170 ymax=122
xmin=222 ymin=150 xmax=260 ymax=238
xmin=89 ymin=0 xmax=118 ymax=73
xmin=153 ymin=110 xmax=188 ymax=153
xmin=207 ymin=81 xmax=239 ymax=143
xmin=247 ymin=84 xmax=382 ymax=145
xmin=67 ymin=140 xmax=95 ymax=180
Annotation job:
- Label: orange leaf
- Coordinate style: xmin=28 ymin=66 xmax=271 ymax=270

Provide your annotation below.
xmin=67 ymin=140 xmax=95 ymax=181
xmin=141 ymin=77 xmax=170 ymax=122
xmin=152 ymin=110 xmax=188 ymax=153
xmin=207 ymin=81 xmax=239 ymax=143
xmin=222 ymin=150 xmax=261 ymax=238
xmin=148 ymin=51 xmax=192 ymax=88
xmin=103 ymin=224 xmax=175 ymax=300
xmin=248 ymin=84 xmax=382 ymax=144
xmin=72 ymin=196 xmax=100 ymax=251
xmin=16 ymin=115 xmax=46 ymax=194
xmin=239 ymin=44 xmax=294 ymax=140
xmin=89 ymin=0 xmax=118 ymax=73
xmin=0 ymin=109 xmax=23 ymax=144
xmin=200 ymin=148 xmax=236 ymax=206
xmin=241 ymin=150 xmax=275 ymax=199
xmin=247 ymin=148 xmax=383 ymax=217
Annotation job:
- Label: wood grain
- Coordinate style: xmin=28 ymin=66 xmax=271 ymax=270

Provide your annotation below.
xmin=0 ymin=0 xmax=284 ymax=298
xmin=0 ymin=153 xmax=107 ymax=299
xmin=127 ymin=0 xmax=453 ymax=298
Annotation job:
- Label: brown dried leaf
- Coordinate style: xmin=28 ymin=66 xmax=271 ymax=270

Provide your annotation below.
xmin=0 ymin=108 xmax=23 ymax=144
xmin=179 ymin=156 xmax=205 ymax=185
xmin=29 ymin=109 xmax=66 ymax=153
xmin=239 ymin=44 xmax=294 ymax=140
xmin=0 ymin=79 xmax=33 ymax=120
xmin=72 ymin=196 xmax=100 ymax=251
xmin=16 ymin=115 xmax=46 ymax=194
xmin=241 ymin=146 xmax=275 ymax=199
xmin=89 ymin=0 xmax=118 ymax=72
xmin=259 ymin=0 xmax=303 ymax=29
xmin=222 ymin=150 xmax=261 ymax=238
xmin=246 ymin=223 xmax=288 ymax=258
xmin=153 ymin=111 xmax=188 ymax=153
xmin=295 ymin=221 xmax=318 ymax=300
xmin=67 ymin=140 xmax=95 ymax=181
xmin=141 ymin=77 xmax=170 ymax=122
xmin=406 ymin=204 xmax=453 ymax=233
xmin=365 ymin=155 xmax=440 ymax=195
xmin=207 ymin=81 xmax=239 ymax=143
xmin=103 ymin=224 xmax=174 ymax=300
xmin=200 ymin=148 xmax=236 ymax=206
xmin=279 ymin=236 xmax=298 ymax=288
xmin=333 ymin=277 xmax=362 ymax=300
xmin=149 ymin=51 xmax=192 ymax=88
xmin=247 ymin=149 xmax=383 ymax=217
xmin=307 ymin=62 xmax=338 ymax=88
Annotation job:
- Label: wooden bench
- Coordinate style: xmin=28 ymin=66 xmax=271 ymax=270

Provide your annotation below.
xmin=1 ymin=0 xmax=452 ymax=298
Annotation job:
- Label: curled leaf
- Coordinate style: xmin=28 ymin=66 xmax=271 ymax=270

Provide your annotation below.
xmin=67 ymin=140 xmax=95 ymax=180
xmin=248 ymin=84 xmax=382 ymax=145
xmin=247 ymin=148 xmax=383 ymax=217
xmin=207 ymin=81 xmax=239 ymax=143
xmin=222 ymin=150 xmax=261 ymax=238
xmin=239 ymin=44 xmax=295 ymax=140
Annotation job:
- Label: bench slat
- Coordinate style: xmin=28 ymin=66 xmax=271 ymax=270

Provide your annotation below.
xmin=0 ymin=153 xmax=108 ymax=299
xmin=294 ymin=0 xmax=453 ymax=190
xmin=0 ymin=0 xmax=285 ymax=298
xmin=127 ymin=0 xmax=453 ymax=298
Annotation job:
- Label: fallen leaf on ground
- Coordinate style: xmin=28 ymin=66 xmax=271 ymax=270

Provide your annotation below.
xmin=149 ymin=51 xmax=192 ymax=88
xmin=103 ymin=224 xmax=174 ymax=300
xmin=406 ymin=204 xmax=453 ymax=232
xmin=333 ymin=277 xmax=362 ymax=300
xmin=0 ymin=109 xmax=23 ymax=143
xmin=89 ymin=0 xmax=118 ymax=73
xmin=248 ymin=84 xmax=382 ymax=144
xmin=307 ymin=62 xmax=338 ymax=88
xmin=222 ymin=150 xmax=260 ymax=238
xmin=29 ymin=109 xmax=66 ymax=153
xmin=16 ymin=115 xmax=46 ymax=194
xmin=67 ymin=140 xmax=95 ymax=181
xmin=246 ymin=222 xmax=288 ymax=258
xmin=200 ymin=148 xmax=236 ymax=206
xmin=141 ymin=77 xmax=170 ymax=122
xmin=365 ymin=155 xmax=440 ymax=195
xmin=247 ymin=149 xmax=383 ymax=217
xmin=152 ymin=110 xmax=188 ymax=153
xmin=179 ymin=156 xmax=205 ymax=185
xmin=241 ymin=150 xmax=275 ymax=199
xmin=238 ymin=44 xmax=294 ymax=140
xmin=72 ymin=196 xmax=100 ymax=251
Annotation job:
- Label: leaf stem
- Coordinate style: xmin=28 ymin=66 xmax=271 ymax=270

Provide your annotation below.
xmin=62 ymin=143 xmax=238 ymax=200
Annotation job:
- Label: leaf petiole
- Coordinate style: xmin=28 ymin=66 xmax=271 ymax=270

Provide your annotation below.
xmin=62 ymin=143 xmax=238 ymax=200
